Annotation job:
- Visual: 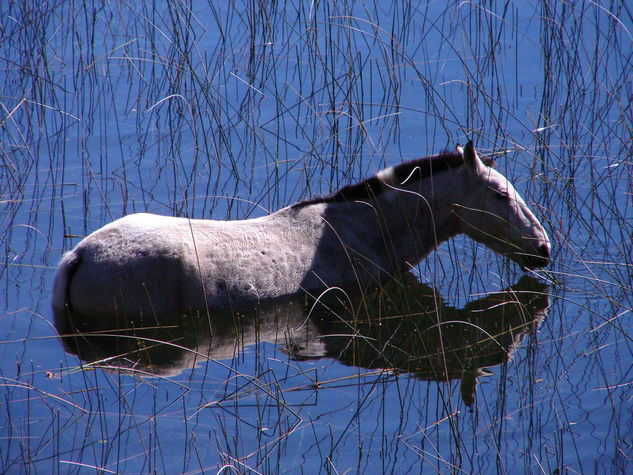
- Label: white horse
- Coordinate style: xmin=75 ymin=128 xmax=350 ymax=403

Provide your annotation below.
xmin=52 ymin=142 xmax=550 ymax=320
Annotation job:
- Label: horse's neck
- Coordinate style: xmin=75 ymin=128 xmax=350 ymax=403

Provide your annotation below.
xmin=371 ymin=174 xmax=462 ymax=268
xmin=307 ymin=170 xmax=463 ymax=273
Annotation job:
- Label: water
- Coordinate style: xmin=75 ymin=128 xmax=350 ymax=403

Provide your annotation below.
xmin=1 ymin=1 xmax=631 ymax=473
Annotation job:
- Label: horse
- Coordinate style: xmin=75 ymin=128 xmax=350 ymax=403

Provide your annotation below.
xmin=52 ymin=142 xmax=550 ymax=321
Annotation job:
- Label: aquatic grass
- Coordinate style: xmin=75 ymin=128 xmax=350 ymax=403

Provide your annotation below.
xmin=1 ymin=0 xmax=632 ymax=473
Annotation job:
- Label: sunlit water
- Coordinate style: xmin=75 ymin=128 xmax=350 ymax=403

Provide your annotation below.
xmin=1 ymin=1 xmax=631 ymax=473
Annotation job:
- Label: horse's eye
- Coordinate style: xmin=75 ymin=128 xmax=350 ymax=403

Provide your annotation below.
xmin=494 ymin=190 xmax=509 ymax=200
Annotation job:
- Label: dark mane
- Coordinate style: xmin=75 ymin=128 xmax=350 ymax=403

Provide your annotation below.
xmin=295 ymin=151 xmax=465 ymax=207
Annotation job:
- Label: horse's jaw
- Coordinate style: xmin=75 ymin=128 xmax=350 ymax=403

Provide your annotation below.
xmin=462 ymin=227 xmax=551 ymax=271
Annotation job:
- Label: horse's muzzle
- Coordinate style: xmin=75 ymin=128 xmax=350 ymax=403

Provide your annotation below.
xmin=525 ymin=244 xmax=550 ymax=269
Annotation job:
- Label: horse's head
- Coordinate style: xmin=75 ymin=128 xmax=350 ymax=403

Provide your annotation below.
xmin=453 ymin=142 xmax=551 ymax=270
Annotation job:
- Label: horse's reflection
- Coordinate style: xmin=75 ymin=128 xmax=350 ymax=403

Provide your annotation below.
xmin=55 ymin=274 xmax=549 ymax=405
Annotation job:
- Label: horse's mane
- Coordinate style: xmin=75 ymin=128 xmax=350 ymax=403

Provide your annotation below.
xmin=295 ymin=150 xmax=478 ymax=206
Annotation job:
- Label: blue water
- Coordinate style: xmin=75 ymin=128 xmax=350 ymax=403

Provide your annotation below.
xmin=1 ymin=1 xmax=632 ymax=473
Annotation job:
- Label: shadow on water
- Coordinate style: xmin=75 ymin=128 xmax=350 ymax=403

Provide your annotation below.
xmin=55 ymin=274 xmax=549 ymax=406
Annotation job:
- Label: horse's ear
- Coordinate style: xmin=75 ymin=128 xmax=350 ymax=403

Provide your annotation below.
xmin=462 ymin=141 xmax=486 ymax=175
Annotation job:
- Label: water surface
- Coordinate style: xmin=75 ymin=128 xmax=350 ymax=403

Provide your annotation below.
xmin=1 ymin=1 xmax=631 ymax=473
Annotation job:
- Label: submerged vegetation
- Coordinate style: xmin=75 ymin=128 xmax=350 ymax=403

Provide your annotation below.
xmin=1 ymin=1 xmax=631 ymax=473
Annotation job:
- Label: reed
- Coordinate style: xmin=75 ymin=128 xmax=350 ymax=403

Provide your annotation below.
xmin=1 ymin=0 xmax=631 ymax=473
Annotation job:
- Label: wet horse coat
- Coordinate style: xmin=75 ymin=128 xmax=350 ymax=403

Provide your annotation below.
xmin=52 ymin=142 xmax=550 ymax=319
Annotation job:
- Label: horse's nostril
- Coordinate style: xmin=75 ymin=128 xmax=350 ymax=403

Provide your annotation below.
xmin=537 ymin=244 xmax=550 ymax=259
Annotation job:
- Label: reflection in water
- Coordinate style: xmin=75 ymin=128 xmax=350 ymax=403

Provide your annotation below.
xmin=55 ymin=274 xmax=549 ymax=405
